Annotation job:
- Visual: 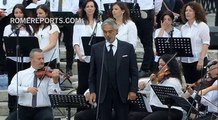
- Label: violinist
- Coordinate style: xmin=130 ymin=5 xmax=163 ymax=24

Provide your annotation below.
xmin=129 ymin=54 xmax=184 ymax=120
xmin=7 ymin=48 xmax=61 ymax=120
xmin=186 ymin=62 xmax=218 ymax=120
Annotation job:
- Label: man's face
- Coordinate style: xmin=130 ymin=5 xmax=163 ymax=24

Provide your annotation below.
xmin=31 ymin=52 xmax=44 ymax=70
xmin=102 ymin=24 xmax=118 ymax=43
xmin=209 ymin=65 xmax=218 ymax=78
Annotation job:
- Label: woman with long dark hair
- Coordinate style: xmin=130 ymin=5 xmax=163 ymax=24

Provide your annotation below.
xmin=34 ymin=4 xmax=60 ymax=69
xmin=129 ymin=54 xmax=184 ymax=120
xmin=73 ymin=0 xmax=103 ymax=95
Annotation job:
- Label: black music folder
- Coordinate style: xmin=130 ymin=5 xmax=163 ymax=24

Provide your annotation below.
xmin=82 ymin=36 xmax=105 ymax=56
xmin=155 ymin=37 xmax=193 ymax=57
xmin=3 ymin=36 xmax=39 ymax=57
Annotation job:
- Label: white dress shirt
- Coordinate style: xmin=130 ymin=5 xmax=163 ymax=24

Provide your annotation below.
xmin=116 ymin=20 xmax=138 ymax=48
xmin=34 ymin=24 xmax=60 ymax=63
xmin=105 ymin=38 xmax=118 ymax=55
xmin=3 ymin=24 xmax=33 ymax=62
xmin=73 ymin=20 xmax=103 ymax=63
xmin=50 ymin=0 xmax=79 ymax=14
xmin=148 ymin=77 xmax=184 ymax=111
xmin=96 ymin=0 xmax=162 ymax=13
xmin=181 ymin=21 xmax=210 ymax=63
xmin=8 ymin=66 xmax=61 ymax=107
xmin=26 ymin=0 xmax=46 ymax=9
xmin=0 ymin=0 xmax=23 ymax=15
xmin=201 ymin=80 xmax=218 ymax=113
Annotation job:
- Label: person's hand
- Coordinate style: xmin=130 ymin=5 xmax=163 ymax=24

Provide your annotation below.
xmin=138 ymin=81 xmax=146 ymax=90
xmin=197 ymin=59 xmax=204 ymax=71
xmin=89 ymin=93 xmax=96 ymax=105
xmin=85 ymin=92 xmax=90 ymax=101
xmin=186 ymin=85 xmax=194 ymax=95
xmin=128 ymin=92 xmax=137 ymax=101
xmin=27 ymin=87 xmax=38 ymax=95
xmin=78 ymin=54 xmax=85 ymax=62
xmin=160 ymin=20 xmax=168 ymax=31
xmin=52 ymin=69 xmax=60 ymax=84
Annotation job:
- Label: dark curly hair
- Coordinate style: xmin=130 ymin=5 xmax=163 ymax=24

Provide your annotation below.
xmin=81 ymin=0 xmax=99 ymax=25
xmin=160 ymin=11 xmax=174 ymax=22
xmin=180 ymin=1 xmax=207 ymax=23
xmin=159 ymin=54 xmax=182 ymax=83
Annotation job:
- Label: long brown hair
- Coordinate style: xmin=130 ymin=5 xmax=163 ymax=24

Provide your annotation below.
xmin=81 ymin=0 xmax=99 ymax=25
xmin=112 ymin=2 xmax=131 ymax=24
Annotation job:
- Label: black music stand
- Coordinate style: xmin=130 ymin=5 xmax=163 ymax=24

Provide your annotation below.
xmin=103 ymin=3 xmax=113 ymax=20
xmin=155 ymin=37 xmax=193 ymax=57
xmin=129 ymin=93 xmax=147 ymax=112
xmin=126 ymin=3 xmax=141 ymax=21
xmin=169 ymin=94 xmax=199 ymax=114
xmin=3 ymin=36 xmax=39 ymax=57
xmin=81 ymin=36 xmax=105 ymax=56
xmin=151 ymin=85 xmax=179 ymax=120
xmin=49 ymin=94 xmax=89 ymax=120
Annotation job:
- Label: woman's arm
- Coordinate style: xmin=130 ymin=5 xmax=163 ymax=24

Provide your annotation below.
xmin=42 ymin=31 xmax=59 ymax=53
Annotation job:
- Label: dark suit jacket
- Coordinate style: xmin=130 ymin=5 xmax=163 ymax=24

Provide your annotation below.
xmin=89 ymin=40 xmax=138 ymax=103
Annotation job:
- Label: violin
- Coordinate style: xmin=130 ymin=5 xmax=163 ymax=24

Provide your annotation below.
xmin=35 ymin=67 xmax=53 ymax=79
xmin=35 ymin=66 xmax=70 ymax=80
xmin=151 ymin=69 xmax=171 ymax=83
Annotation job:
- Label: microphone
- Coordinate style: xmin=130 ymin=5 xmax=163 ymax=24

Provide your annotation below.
xmin=204 ymin=60 xmax=218 ymax=68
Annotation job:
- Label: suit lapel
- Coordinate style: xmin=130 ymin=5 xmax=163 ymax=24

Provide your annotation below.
xmin=116 ymin=41 xmax=124 ymax=71
xmin=101 ymin=42 xmax=108 ymax=72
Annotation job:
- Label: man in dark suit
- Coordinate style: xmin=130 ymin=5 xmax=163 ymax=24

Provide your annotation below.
xmin=88 ymin=18 xmax=138 ymax=120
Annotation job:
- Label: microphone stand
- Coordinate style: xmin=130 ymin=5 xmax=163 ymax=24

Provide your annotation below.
xmin=8 ymin=25 xmax=21 ymax=120
xmin=96 ymin=42 xmax=106 ymax=120
xmin=169 ymin=26 xmax=174 ymax=54
xmin=88 ymin=20 xmax=99 ymax=46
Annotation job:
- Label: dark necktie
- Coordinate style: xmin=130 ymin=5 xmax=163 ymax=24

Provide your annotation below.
xmin=58 ymin=0 xmax=62 ymax=11
xmin=32 ymin=72 xmax=37 ymax=107
xmin=3 ymin=0 xmax=7 ymax=5
xmin=108 ymin=44 xmax=113 ymax=56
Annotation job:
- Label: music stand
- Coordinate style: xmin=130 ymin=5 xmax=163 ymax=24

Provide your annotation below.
xmin=81 ymin=36 xmax=105 ymax=56
xmin=129 ymin=93 xmax=147 ymax=112
xmin=126 ymin=3 xmax=141 ymax=21
xmin=3 ymin=36 xmax=39 ymax=57
xmin=169 ymin=94 xmax=199 ymax=114
xmin=49 ymin=94 xmax=89 ymax=120
xmin=103 ymin=3 xmax=113 ymax=20
xmin=151 ymin=85 xmax=178 ymax=106
xmin=155 ymin=37 xmax=193 ymax=57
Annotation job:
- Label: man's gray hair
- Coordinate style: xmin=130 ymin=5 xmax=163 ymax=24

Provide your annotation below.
xmin=29 ymin=48 xmax=43 ymax=59
xmin=101 ymin=18 xmax=118 ymax=30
